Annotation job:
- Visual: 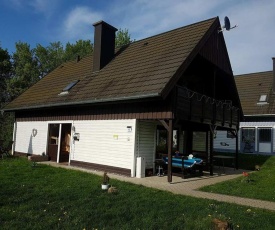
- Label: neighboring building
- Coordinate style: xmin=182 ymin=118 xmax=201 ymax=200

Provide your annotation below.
xmin=215 ymin=58 xmax=275 ymax=155
xmin=2 ymin=17 xmax=241 ymax=181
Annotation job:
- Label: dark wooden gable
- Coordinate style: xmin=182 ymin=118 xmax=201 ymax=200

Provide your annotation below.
xmin=199 ymin=24 xmax=232 ymax=75
xmin=167 ymin=18 xmax=242 ymax=130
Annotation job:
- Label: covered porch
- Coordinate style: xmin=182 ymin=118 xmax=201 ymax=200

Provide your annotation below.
xmin=157 ymin=84 xmax=240 ymax=182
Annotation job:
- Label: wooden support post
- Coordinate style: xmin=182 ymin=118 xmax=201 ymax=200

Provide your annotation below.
xmin=167 ymin=120 xmax=173 ymax=183
xmin=159 ymin=119 xmax=174 ymax=182
xmin=206 ymin=130 xmax=209 ymax=169
xmin=209 ymin=130 xmax=214 ymax=176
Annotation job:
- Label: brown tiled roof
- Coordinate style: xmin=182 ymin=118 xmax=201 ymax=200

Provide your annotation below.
xmin=4 ymin=17 xmax=219 ymax=111
xmin=235 ymin=71 xmax=275 ymax=115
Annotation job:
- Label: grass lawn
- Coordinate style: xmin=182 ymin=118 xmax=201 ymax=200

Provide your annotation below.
xmin=200 ymin=156 xmax=275 ymax=202
xmin=0 ymin=157 xmax=275 ymax=229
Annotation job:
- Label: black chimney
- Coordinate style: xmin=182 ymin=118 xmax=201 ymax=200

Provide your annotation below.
xmin=93 ymin=21 xmax=117 ymax=72
xmin=273 ymin=57 xmax=275 ymax=94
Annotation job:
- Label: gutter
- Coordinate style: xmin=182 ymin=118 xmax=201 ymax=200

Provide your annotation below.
xmin=2 ymin=92 xmax=161 ymax=112
xmin=245 ymin=114 xmax=275 ymax=117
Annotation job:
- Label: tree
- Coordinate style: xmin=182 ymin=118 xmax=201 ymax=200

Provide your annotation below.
xmin=8 ymin=42 xmax=39 ymax=100
xmin=0 ymin=45 xmax=11 ymax=103
xmin=35 ymin=42 xmax=64 ymax=78
xmin=115 ymin=28 xmax=132 ymax=48
xmin=63 ymin=39 xmax=93 ymax=62
xmin=0 ymin=44 xmax=13 ymax=146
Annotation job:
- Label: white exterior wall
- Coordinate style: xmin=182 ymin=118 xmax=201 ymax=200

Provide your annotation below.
xmin=136 ymin=120 xmax=157 ymax=171
xmin=14 ymin=119 xmax=161 ymax=176
xmin=215 ymin=121 xmax=275 ymax=154
xmin=214 ymin=130 xmax=239 ymax=152
xmin=15 ymin=121 xmax=48 ymax=155
xmin=72 ymin=119 xmax=136 ymax=174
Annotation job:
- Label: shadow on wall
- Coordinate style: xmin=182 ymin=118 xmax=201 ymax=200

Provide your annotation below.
xmin=28 ymin=134 xmax=33 ymax=155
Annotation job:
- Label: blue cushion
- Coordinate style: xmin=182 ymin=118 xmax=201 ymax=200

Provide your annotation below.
xmin=162 ymin=156 xmax=202 ymax=168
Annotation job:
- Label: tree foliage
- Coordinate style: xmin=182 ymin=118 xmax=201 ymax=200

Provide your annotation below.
xmin=115 ymin=28 xmax=132 ymax=48
xmin=63 ymin=39 xmax=93 ymax=62
xmin=0 ymin=45 xmax=13 ymax=146
xmin=8 ymin=42 xmax=39 ymax=100
xmin=35 ymin=42 xmax=64 ymax=78
xmin=0 ymin=46 xmax=11 ymax=103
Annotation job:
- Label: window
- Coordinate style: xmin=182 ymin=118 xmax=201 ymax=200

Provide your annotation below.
xmin=242 ymin=128 xmax=255 ymax=143
xmin=62 ymin=80 xmax=79 ymax=92
xmin=59 ymin=80 xmax=79 ymax=96
xmin=227 ymin=131 xmax=235 ymax=138
xmin=259 ymin=128 xmax=271 ymax=142
xmin=259 ymin=94 xmax=267 ymax=102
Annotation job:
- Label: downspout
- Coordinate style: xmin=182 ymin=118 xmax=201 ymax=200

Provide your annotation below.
xmin=235 ymin=129 xmax=239 ymax=170
xmin=132 ymin=119 xmax=138 ymax=177
xmin=12 ymin=119 xmax=17 ymax=155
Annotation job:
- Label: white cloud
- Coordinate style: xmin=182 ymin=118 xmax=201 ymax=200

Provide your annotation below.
xmin=61 ymin=6 xmax=103 ymax=41
xmin=108 ymin=0 xmax=225 ymax=40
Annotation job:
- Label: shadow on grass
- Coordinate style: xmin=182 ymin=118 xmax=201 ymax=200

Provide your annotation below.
xmin=214 ymin=152 xmax=271 ymax=170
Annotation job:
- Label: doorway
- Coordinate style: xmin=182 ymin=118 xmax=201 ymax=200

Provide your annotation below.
xmin=47 ymin=123 xmax=72 ymax=163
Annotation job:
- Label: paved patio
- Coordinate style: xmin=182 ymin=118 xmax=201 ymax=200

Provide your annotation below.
xmin=41 ymin=162 xmax=275 ymax=212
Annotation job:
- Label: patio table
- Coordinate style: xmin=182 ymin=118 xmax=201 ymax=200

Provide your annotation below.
xmin=213 ymin=155 xmax=235 ymax=172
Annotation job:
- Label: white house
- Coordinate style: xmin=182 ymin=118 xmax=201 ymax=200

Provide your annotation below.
xmin=2 ymin=18 xmax=241 ymax=182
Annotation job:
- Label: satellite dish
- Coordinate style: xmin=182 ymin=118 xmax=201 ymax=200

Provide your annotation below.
xmin=219 ymin=16 xmax=238 ymax=33
xmin=224 ymin=16 xmax=231 ymax=30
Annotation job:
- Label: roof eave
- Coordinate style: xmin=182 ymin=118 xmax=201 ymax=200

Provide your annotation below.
xmin=2 ymin=92 xmax=161 ymax=112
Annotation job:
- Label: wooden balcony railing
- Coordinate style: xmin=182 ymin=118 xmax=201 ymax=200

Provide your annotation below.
xmin=176 ymin=86 xmax=240 ymax=129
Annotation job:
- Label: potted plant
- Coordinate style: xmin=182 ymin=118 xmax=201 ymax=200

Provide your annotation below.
xmin=101 ymin=172 xmax=110 ymax=190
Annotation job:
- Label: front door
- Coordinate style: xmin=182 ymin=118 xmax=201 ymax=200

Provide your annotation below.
xmin=47 ymin=123 xmax=72 ymax=163
xmin=48 ymin=124 xmax=60 ymax=161
xmin=59 ymin=124 xmax=72 ymax=163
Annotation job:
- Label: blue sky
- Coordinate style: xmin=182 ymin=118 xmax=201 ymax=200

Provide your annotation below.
xmin=0 ymin=0 xmax=274 ymax=75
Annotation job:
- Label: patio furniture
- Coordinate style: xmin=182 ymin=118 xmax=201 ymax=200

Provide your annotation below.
xmin=154 ymin=159 xmax=165 ymax=176
xmin=162 ymin=156 xmax=203 ymax=178
xmin=213 ymin=155 xmax=235 ymax=172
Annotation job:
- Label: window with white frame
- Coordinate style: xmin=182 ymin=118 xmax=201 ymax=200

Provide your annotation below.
xmin=259 ymin=128 xmax=271 ymax=143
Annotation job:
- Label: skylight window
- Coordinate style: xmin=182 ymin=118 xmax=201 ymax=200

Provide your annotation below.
xmin=257 ymin=94 xmax=268 ymax=105
xmin=58 ymin=80 xmax=79 ymax=96
xmin=259 ymin=94 xmax=267 ymax=102
xmin=62 ymin=80 xmax=79 ymax=92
